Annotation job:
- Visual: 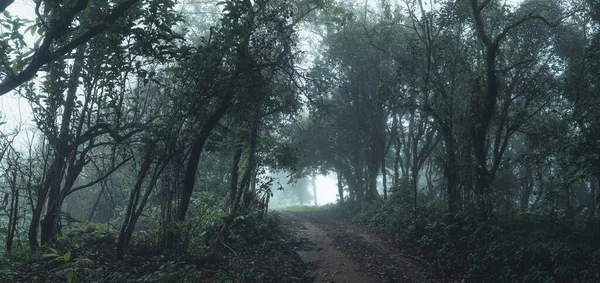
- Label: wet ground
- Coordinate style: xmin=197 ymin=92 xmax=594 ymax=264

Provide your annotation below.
xmin=277 ymin=210 xmax=432 ymax=283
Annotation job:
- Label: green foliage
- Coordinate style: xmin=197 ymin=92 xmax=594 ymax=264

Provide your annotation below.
xmin=181 ymin=192 xmax=227 ymax=253
xmin=0 ymin=11 xmax=30 ymax=79
xmin=227 ymin=210 xmax=283 ymax=250
xmin=348 ymin=199 xmax=600 ymax=281
xmin=42 ymin=247 xmax=94 ymax=283
xmin=136 ymin=261 xmax=202 ymax=282
xmin=3 ymin=0 xmax=600 ymax=281
xmin=83 ymin=222 xmax=114 ymax=239
xmin=0 ymin=249 xmax=22 ymax=281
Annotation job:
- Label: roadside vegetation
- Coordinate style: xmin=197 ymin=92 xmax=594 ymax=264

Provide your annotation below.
xmin=0 ymin=206 xmax=309 ymax=282
xmin=1 ymin=0 xmax=600 ymax=281
xmin=345 ymin=198 xmax=600 ymax=282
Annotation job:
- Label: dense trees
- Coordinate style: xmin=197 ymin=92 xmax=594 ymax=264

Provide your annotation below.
xmin=1 ymin=0 xmax=600 ymax=280
xmin=294 ymin=0 xmax=597 ymax=220
xmin=1 ymin=0 xmax=316 ymax=256
xmin=0 ymin=0 xmax=143 ymax=95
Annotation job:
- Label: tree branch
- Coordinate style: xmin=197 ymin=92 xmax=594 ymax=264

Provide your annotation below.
xmin=499 ymin=59 xmax=535 ymax=73
xmin=0 ymin=0 xmax=14 ymax=12
xmin=494 ymin=13 xmax=557 ymax=46
xmin=470 ymin=0 xmax=493 ymax=47
xmin=478 ymin=0 xmax=493 ymax=12
xmin=0 ymin=0 xmax=139 ymax=96
xmin=67 ymin=156 xmax=132 ymax=196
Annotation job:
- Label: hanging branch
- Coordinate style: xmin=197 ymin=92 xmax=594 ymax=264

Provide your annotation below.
xmin=0 ymin=0 xmax=139 ymax=96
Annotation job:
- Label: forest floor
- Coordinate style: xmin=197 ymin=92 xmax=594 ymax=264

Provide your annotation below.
xmin=4 ymin=208 xmax=433 ymax=282
xmin=277 ymin=209 xmax=433 ymax=283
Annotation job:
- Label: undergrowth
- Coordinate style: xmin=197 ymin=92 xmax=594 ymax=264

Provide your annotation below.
xmin=2 ymin=194 xmax=307 ymax=282
xmin=343 ymin=198 xmax=600 ymax=282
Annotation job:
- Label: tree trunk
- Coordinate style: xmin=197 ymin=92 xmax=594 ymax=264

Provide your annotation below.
xmin=38 ymin=45 xmax=86 ymax=246
xmin=161 ymin=156 xmax=179 ymax=250
xmin=117 ymin=163 xmax=164 ymax=259
xmin=353 ymin=153 xmax=365 ymax=201
xmin=366 ymin=164 xmax=380 ymax=201
xmin=382 ymin=158 xmax=387 ymax=200
xmin=444 ymin=132 xmax=460 ymax=215
xmin=217 ymin=108 xmax=260 ymax=251
xmin=412 ymin=169 xmax=418 ymax=219
xmin=393 ymin=135 xmax=401 ymax=186
xmin=520 ymin=164 xmax=533 ymax=212
xmin=239 ymin=110 xmax=260 ymax=213
xmin=531 ymin=168 xmax=544 ymax=210
xmin=340 ymin=162 xmax=358 ymax=201
xmin=40 ymin=175 xmax=64 ymax=245
xmin=116 ymin=150 xmax=152 ymax=259
xmin=312 ymin=175 xmax=318 ymax=206
xmin=116 ymin=145 xmax=167 ymax=259
xmin=29 ymin=156 xmax=62 ymax=250
xmin=565 ymin=186 xmax=572 ymax=218
xmin=6 ymin=168 xmax=18 ymax=252
xmin=591 ymin=177 xmax=598 ymax=217
xmin=88 ymin=182 xmax=106 ymax=222
xmin=177 ymin=96 xmax=231 ymax=222
xmin=226 ymin=145 xmax=243 ymax=215
xmin=337 ymin=169 xmax=344 ymax=204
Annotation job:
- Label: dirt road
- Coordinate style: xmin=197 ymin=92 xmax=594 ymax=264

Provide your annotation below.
xmin=278 ymin=210 xmax=431 ymax=283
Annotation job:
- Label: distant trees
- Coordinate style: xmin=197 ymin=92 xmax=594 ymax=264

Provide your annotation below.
xmin=295 ymin=0 xmax=600 ymax=221
xmin=294 ymin=7 xmax=396 ymax=202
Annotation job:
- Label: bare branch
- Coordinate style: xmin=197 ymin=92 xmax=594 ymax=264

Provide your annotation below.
xmin=494 ymin=13 xmax=557 ymax=46
xmin=499 ymin=59 xmax=535 ymax=73
xmin=67 ymin=156 xmax=132 ymax=196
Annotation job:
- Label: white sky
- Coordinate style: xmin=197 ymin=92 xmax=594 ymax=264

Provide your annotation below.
xmin=315 ymin=174 xmax=338 ymax=205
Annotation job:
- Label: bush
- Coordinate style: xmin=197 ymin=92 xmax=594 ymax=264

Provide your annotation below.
xmin=347 ymin=199 xmax=600 ymax=282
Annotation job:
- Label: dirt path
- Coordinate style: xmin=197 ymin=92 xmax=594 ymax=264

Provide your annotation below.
xmin=278 ymin=210 xmax=431 ymax=283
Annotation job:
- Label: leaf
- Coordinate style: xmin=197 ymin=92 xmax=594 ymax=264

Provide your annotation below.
xmin=47 ymin=247 xmax=58 ymax=254
xmin=63 ymin=250 xmax=71 ymax=262
xmin=24 ymin=24 xmax=37 ymax=36
xmin=75 ymin=258 xmax=94 ymax=265
xmin=0 ymin=227 xmax=8 ymax=235
xmin=66 ymin=271 xmax=76 ymax=283
xmin=42 ymin=253 xmax=61 ymax=259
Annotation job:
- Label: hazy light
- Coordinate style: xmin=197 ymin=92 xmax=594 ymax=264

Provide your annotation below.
xmin=315 ymin=174 xmax=339 ymax=205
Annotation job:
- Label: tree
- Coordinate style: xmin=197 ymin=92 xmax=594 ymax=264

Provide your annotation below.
xmin=24 ymin=0 xmax=182 ymax=249
xmin=177 ymin=0 xmax=318 ymax=223
xmin=0 ymin=0 xmax=142 ymax=96
xmin=468 ymin=0 xmax=559 ymax=214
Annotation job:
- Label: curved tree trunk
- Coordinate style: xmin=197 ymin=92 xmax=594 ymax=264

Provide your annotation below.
xmin=177 ymin=96 xmax=231 ymax=222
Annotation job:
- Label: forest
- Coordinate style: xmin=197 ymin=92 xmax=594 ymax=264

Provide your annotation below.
xmin=1 ymin=0 xmax=600 ymax=282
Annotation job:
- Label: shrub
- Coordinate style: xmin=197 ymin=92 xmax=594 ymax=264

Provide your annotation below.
xmin=348 ymin=199 xmax=600 ymax=282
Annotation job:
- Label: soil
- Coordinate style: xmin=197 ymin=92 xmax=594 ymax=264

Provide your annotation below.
xmin=277 ymin=209 xmax=433 ymax=283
